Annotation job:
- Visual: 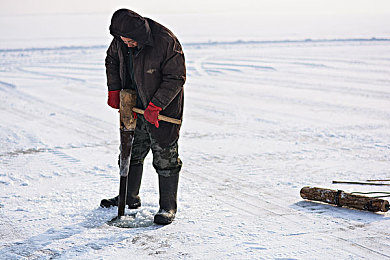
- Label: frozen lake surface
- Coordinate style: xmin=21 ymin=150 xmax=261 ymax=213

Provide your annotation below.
xmin=0 ymin=32 xmax=390 ymax=258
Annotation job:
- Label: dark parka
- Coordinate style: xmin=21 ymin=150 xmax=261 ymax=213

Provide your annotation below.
xmin=106 ymin=9 xmax=186 ymax=147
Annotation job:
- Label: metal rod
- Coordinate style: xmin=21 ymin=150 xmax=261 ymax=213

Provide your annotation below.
xmin=117 ymin=128 xmax=135 ymax=218
xmin=351 ymin=191 xmax=390 ymax=198
xmin=332 ymin=181 xmax=390 ymax=186
xmin=371 ymin=195 xmax=390 ymax=198
xmin=351 ymin=192 xmax=390 ymax=195
xmin=118 ymin=176 xmax=128 ymax=217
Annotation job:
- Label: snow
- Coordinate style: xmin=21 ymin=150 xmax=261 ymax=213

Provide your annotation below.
xmin=1 ymin=11 xmax=390 ymax=259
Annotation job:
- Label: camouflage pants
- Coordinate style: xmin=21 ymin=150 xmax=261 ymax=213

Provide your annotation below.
xmin=121 ymin=115 xmax=182 ymax=177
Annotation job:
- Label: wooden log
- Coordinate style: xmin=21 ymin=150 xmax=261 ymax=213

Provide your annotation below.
xmin=300 ymin=186 xmax=389 ymax=212
xmin=120 ymin=89 xmax=137 ymax=130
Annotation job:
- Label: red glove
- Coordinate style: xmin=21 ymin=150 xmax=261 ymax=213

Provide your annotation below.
xmin=107 ymin=90 xmax=120 ymax=109
xmin=144 ymin=102 xmax=162 ymax=128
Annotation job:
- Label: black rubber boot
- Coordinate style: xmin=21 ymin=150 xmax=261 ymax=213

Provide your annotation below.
xmin=154 ymin=174 xmax=179 ymax=225
xmin=100 ymin=164 xmax=143 ymax=209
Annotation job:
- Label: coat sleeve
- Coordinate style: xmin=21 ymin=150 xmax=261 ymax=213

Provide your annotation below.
xmin=105 ymin=39 xmax=122 ymax=91
xmin=151 ymin=39 xmax=186 ymax=110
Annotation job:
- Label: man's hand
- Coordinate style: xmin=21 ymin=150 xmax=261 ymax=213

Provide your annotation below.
xmin=144 ymin=102 xmax=162 ymax=128
xmin=107 ymin=90 xmax=120 ymax=109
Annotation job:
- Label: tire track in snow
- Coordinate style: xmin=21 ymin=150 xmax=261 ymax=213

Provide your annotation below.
xmin=0 ymin=80 xmax=16 ymax=89
xmin=190 ymin=42 xmax=390 ymax=102
xmin=0 ymin=81 xmax=112 ymax=142
xmin=184 ymin=60 xmax=389 ymax=256
xmin=0 ymin=144 xmax=124 ymax=259
xmin=17 ymin=66 xmax=86 ymax=82
xmin=183 ymin=161 xmax=390 ymax=258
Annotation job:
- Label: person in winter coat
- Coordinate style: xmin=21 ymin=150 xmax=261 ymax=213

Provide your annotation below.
xmin=100 ymin=9 xmax=186 ymax=225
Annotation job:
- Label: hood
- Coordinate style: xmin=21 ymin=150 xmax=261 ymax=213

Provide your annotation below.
xmin=109 ymin=9 xmax=153 ymax=46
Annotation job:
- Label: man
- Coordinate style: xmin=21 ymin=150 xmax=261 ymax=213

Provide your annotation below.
xmin=100 ymin=9 xmax=186 ymax=225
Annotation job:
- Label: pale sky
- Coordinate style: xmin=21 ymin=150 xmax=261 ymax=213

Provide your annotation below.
xmin=1 ymin=0 xmax=390 ymax=16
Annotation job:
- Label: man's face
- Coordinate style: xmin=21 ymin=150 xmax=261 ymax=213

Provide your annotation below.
xmin=120 ymin=36 xmax=138 ymax=48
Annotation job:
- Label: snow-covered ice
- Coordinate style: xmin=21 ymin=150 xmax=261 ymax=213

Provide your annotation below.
xmin=1 ymin=12 xmax=390 ymax=259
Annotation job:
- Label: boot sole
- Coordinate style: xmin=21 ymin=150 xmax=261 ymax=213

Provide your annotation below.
xmin=154 ymin=214 xmax=175 ymax=225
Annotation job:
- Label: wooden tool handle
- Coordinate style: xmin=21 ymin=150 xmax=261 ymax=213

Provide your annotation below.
xmin=132 ymin=107 xmax=182 ymax=125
